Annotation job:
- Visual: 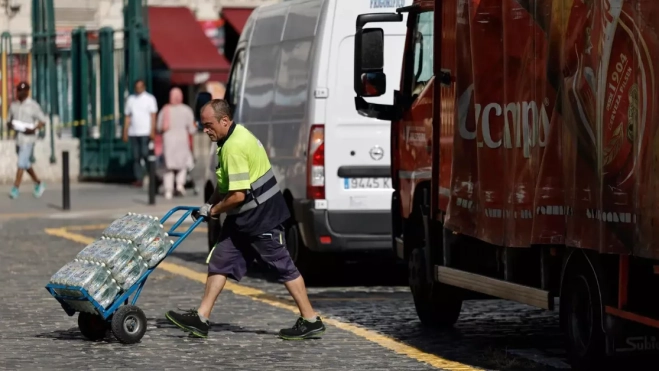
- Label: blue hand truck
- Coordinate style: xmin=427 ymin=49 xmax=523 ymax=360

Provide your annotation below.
xmin=45 ymin=206 xmax=205 ymax=344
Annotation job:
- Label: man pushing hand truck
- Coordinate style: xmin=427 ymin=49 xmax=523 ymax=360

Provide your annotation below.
xmin=165 ymin=99 xmax=325 ymax=340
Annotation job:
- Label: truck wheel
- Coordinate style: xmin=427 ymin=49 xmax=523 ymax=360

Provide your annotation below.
xmin=561 ymin=267 xmax=605 ymax=370
xmin=111 ymin=305 xmax=147 ymax=344
xmin=78 ymin=312 xmax=108 ymax=341
xmin=207 ymin=217 xmax=221 ymax=252
xmin=408 ymin=247 xmax=462 ymax=328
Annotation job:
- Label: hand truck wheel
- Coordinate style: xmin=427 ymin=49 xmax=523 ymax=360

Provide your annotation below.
xmin=111 ymin=305 xmax=147 ymax=344
xmin=78 ymin=312 xmax=109 ymax=341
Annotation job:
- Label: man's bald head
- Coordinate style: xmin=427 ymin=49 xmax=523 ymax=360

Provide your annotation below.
xmin=200 ymin=99 xmax=233 ymax=141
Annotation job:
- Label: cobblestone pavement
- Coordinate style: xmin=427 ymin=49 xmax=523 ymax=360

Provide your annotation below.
xmin=0 ymin=211 xmax=596 ymax=370
xmin=0 ymin=214 xmax=574 ymax=370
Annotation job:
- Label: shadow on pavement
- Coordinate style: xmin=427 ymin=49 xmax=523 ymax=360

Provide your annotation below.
xmin=170 ymin=250 xmax=408 ymax=288
xmin=35 ymin=318 xmax=279 ymax=343
xmin=35 ymin=328 xmax=88 ymax=342
xmin=47 ymin=203 xmax=63 ymax=211
xmin=154 ymin=318 xmax=278 ymax=336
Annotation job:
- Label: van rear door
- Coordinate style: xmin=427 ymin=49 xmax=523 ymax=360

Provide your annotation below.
xmin=323 ymin=0 xmax=410 ymax=211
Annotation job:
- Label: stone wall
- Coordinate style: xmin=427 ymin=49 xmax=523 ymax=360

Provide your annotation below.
xmin=0 ymin=137 xmax=80 ymax=185
xmin=0 ymin=131 xmax=214 ymax=185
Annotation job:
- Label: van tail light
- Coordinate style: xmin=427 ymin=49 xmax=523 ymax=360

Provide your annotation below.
xmin=307 ymin=124 xmax=325 ymax=199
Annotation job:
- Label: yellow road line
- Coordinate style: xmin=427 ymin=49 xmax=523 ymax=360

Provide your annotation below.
xmin=0 ymin=206 xmax=191 ymax=221
xmin=309 ymin=297 xmax=391 ymax=301
xmin=64 ymin=224 xmax=115 ymax=231
xmin=44 ymin=225 xmax=480 ymax=371
xmin=0 ymin=211 xmax=46 ymax=219
xmin=65 ymin=224 xmax=207 ymax=233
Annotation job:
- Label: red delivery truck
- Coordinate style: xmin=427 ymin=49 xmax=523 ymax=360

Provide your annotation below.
xmin=352 ymin=0 xmax=659 ymax=369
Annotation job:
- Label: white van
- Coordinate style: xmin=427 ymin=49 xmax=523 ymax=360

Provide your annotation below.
xmin=204 ymin=0 xmax=411 ymax=269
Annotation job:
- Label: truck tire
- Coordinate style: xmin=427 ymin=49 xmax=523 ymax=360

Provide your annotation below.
xmin=561 ymin=266 xmax=605 ymax=370
xmin=408 ymin=247 xmax=462 ymax=328
xmin=391 ymin=192 xmax=402 ymax=258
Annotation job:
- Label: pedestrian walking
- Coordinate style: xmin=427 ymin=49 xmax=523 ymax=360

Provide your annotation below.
xmin=166 ymin=99 xmax=325 ymax=340
xmin=8 ymin=81 xmax=47 ymax=199
xmin=156 ymin=87 xmax=196 ymax=200
xmin=122 ymin=79 xmax=157 ymax=187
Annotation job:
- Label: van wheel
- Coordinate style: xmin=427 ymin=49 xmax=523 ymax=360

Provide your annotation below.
xmin=286 ymin=224 xmax=319 ymax=278
xmin=561 ymin=265 xmax=605 ymax=370
xmin=409 ymin=247 xmax=462 ymax=328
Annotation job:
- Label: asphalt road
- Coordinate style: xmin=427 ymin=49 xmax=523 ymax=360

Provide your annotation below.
xmin=0 ymin=205 xmax=573 ymax=371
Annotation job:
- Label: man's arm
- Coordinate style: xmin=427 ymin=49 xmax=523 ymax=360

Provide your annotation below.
xmin=123 ymin=97 xmax=132 ymax=142
xmin=24 ymin=103 xmax=46 ymax=134
xmin=123 ymin=115 xmax=131 ymax=142
xmin=150 ymin=96 xmax=157 ymax=140
xmin=210 ymin=190 xmax=246 ymax=217
xmin=207 ymin=186 xmax=225 ymax=205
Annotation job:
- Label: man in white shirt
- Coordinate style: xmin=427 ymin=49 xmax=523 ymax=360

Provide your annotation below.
xmin=122 ymin=79 xmax=158 ymax=187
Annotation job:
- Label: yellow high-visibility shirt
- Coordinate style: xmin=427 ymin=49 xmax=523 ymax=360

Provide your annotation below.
xmin=215 ymin=123 xmax=289 ymax=235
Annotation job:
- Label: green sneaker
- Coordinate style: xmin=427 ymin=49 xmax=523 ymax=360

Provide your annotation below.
xmin=33 ymin=182 xmax=45 ymax=198
xmin=9 ymin=187 xmax=19 ymax=199
xmin=278 ymin=316 xmax=326 ymax=340
xmin=165 ymin=309 xmax=209 ymax=338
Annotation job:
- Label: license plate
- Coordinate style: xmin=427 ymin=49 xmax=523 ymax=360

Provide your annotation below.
xmin=343 ymin=178 xmax=391 ymax=189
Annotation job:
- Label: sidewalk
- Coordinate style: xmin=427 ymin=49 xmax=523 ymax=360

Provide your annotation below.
xmin=0 ymin=182 xmax=205 ymax=221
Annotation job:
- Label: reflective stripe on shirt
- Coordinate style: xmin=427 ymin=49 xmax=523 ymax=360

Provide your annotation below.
xmin=227 ymin=169 xmax=280 ymax=215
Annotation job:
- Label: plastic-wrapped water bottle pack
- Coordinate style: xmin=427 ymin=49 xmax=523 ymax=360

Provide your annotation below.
xmin=101 ymin=213 xmax=173 ymax=267
xmin=48 ymin=212 xmax=173 ymax=313
xmin=49 ymin=259 xmax=121 ymax=313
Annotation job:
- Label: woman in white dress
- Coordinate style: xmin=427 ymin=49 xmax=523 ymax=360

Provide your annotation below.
xmin=157 ymin=87 xmax=196 ymax=199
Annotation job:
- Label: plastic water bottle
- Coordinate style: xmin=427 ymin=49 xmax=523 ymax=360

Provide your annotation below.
xmin=76 ymin=238 xmax=132 ymax=264
xmin=120 ymin=214 xmax=151 ymax=237
xmin=49 ymin=260 xmax=87 ymax=298
xmin=111 ymin=216 xmax=172 ymax=267
xmin=103 ymin=213 xmax=156 ymax=239
xmin=103 ymin=212 xmax=140 ymax=238
xmin=92 ymin=276 xmax=121 ymax=309
xmin=104 ymin=214 xmax=164 ymax=247
xmin=67 ymin=260 xmax=112 ymax=294
xmin=76 ymin=237 xmax=144 ymax=290
xmin=94 ymin=212 xmax=174 ymax=269
xmin=139 ymin=236 xmax=174 ymax=267
xmin=50 ymin=259 xmax=117 ymax=313
xmin=69 ymin=276 xmax=121 ymax=313
xmin=114 ymin=253 xmax=149 ymax=290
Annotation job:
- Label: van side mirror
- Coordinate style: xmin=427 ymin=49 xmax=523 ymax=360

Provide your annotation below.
xmin=195 ymin=92 xmax=213 ymax=122
xmin=354 ymin=13 xmax=402 ymax=98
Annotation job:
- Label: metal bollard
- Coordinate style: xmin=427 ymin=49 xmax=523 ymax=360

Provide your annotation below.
xmin=62 ymin=151 xmax=70 ymax=210
xmin=148 ymin=140 xmax=156 ymax=205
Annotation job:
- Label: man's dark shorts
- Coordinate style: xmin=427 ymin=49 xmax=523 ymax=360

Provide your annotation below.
xmin=207 ymin=224 xmax=300 ymax=283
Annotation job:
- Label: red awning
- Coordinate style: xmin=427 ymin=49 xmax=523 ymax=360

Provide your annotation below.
xmin=221 ymin=8 xmax=252 ymax=33
xmin=148 ymin=7 xmax=231 ymax=85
